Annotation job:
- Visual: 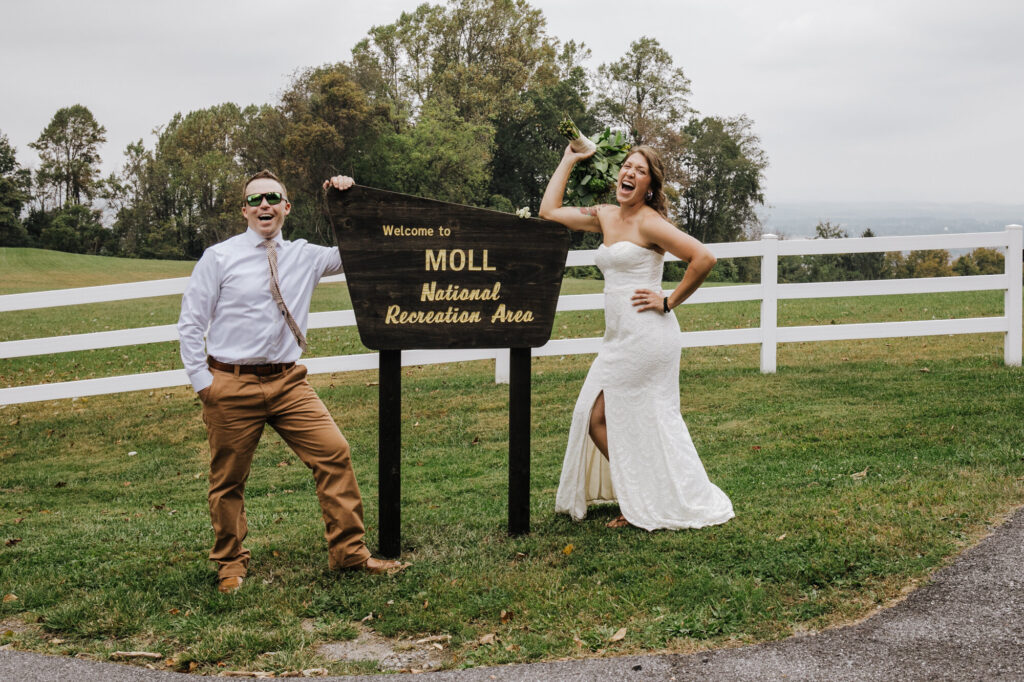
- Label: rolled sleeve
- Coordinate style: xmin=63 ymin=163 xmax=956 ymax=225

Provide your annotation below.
xmin=319 ymin=245 xmax=344 ymax=277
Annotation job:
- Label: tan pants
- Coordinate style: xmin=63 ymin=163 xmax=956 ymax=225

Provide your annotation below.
xmin=201 ymin=364 xmax=370 ymax=578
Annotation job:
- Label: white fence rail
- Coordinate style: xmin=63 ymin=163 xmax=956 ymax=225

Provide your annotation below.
xmin=2 ymin=227 xmax=1021 ymax=405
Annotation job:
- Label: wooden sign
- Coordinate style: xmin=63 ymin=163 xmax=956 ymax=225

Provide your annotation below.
xmin=324 ymin=185 xmax=569 ymax=350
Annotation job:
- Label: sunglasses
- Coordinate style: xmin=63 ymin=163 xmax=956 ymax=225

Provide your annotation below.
xmin=244 ymin=192 xmax=286 ymax=207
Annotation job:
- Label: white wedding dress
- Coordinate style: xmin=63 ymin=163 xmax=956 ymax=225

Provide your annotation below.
xmin=554 ymin=241 xmax=735 ymax=530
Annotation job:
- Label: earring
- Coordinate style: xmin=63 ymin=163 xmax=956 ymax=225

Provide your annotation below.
xmin=646 ymin=190 xmax=653 ymax=201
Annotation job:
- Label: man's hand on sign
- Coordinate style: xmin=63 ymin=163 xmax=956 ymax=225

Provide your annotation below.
xmin=323 ymin=175 xmax=355 ymax=191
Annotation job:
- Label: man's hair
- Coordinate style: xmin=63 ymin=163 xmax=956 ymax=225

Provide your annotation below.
xmin=242 ymin=169 xmax=288 ymax=203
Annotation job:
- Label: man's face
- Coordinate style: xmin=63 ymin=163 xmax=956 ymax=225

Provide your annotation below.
xmin=242 ymin=178 xmax=291 ymax=239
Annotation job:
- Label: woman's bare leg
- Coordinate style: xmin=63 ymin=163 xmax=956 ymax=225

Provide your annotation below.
xmin=589 ymin=392 xmax=629 ymax=528
xmin=588 ymin=391 xmax=609 ymax=460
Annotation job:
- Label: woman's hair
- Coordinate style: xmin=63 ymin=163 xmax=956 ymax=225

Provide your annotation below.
xmin=628 ymin=145 xmax=668 ymax=217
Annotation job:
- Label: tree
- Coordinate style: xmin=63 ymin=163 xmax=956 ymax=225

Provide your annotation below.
xmin=40 ymin=204 xmax=111 ymax=254
xmin=30 ymin=104 xmax=106 ymax=207
xmin=972 ymin=247 xmax=1004 ymax=274
xmin=850 ymin=228 xmax=889 ymax=280
xmin=373 ymin=95 xmax=495 ymax=205
xmin=0 ymin=131 xmax=32 ymax=246
xmin=353 ymin=0 xmax=560 ymax=126
xmin=108 ymin=104 xmax=260 ymax=258
xmin=350 ymin=0 xmax=568 ymax=214
xmin=489 ymin=40 xmax=595 ymax=213
xmin=594 ymin=37 xmax=691 ymax=149
xmin=277 ymin=63 xmax=377 ymax=243
xmin=675 ymin=115 xmax=767 ymax=244
xmin=953 ymin=247 xmax=1003 ymax=276
xmin=895 ymin=250 xmax=953 ymax=278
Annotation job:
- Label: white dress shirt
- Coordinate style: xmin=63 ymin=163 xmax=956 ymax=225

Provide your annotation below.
xmin=177 ymin=227 xmax=343 ymax=393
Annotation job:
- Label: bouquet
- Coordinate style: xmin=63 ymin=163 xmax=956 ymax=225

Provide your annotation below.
xmin=558 ymin=117 xmax=631 ymax=206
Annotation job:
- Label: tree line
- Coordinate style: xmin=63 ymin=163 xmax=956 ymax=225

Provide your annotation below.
xmin=0 ymin=0 xmax=767 ymax=265
xmin=0 ymin=0 xmax=1003 ymax=284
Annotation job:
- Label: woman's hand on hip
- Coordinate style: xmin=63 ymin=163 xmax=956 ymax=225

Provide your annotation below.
xmin=632 ymin=288 xmax=667 ymax=313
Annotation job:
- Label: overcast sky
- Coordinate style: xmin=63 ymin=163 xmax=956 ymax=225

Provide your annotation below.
xmin=3 ymin=0 xmax=1022 ymax=205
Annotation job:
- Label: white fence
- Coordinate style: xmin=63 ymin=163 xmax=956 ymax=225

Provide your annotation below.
xmin=1 ymin=226 xmax=1021 ymax=406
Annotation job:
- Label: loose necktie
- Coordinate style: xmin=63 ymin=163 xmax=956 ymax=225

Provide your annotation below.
xmin=263 ymin=238 xmax=308 ymax=351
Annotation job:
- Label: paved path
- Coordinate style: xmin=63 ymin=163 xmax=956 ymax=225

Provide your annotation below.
xmin=3 ymin=506 xmax=1022 ymax=681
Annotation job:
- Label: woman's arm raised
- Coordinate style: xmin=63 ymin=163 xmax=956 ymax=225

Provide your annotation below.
xmin=538 ymin=145 xmax=603 ymax=233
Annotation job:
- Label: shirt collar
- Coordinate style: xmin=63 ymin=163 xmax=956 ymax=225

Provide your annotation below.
xmin=243 ymin=227 xmax=284 ymax=247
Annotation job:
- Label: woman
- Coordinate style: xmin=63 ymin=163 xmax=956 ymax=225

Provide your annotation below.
xmin=539 ymin=143 xmax=734 ymax=530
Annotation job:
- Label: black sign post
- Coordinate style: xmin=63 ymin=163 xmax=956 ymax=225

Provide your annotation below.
xmin=325 ymin=186 xmax=568 ymax=556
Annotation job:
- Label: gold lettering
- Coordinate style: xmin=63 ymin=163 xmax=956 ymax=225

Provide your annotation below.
xmin=490 ymin=304 xmax=535 ymax=324
xmin=482 ymin=249 xmax=496 ymax=271
xmin=419 ymin=281 xmax=502 ymax=302
xmin=450 ymin=249 xmax=466 ymax=271
xmin=425 ymin=249 xmax=446 ymax=271
xmin=384 ymin=304 xmax=483 ymax=324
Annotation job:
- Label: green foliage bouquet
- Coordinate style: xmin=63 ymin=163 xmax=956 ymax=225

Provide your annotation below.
xmin=558 ymin=117 xmax=631 ymax=206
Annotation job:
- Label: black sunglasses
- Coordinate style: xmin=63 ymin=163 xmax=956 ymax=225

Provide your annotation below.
xmin=244 ymin=192 xmax=285 ymax=207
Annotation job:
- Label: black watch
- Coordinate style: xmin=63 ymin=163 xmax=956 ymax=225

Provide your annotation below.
xmin=663 ymin=297 xmax=670 ymax=313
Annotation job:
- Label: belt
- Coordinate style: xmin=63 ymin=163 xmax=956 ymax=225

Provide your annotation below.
xmin=207 ymin=356 xmax=295 ymax=376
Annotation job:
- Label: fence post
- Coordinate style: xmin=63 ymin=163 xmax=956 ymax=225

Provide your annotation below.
xmin=1005 ymin=225 xmax=1023 ymax=366
xmin=760 ymin=234 xmax=779 ymax=373
xmin=495 ymin=349 xmax=510 ymax=384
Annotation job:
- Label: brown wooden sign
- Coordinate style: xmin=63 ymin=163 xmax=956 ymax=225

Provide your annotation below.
xmin=324 ymin=185 xmax=569 ymax=350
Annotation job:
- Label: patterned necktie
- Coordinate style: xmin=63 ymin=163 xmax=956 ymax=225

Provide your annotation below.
xmin=263 ymin=238 xmax=308 ymax=351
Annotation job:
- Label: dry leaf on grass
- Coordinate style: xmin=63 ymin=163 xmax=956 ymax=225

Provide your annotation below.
xmin=479 ymin=633 xmax=496 ymax=645
xmin=500 ymin=609 xmax=513 ymax=623
xmin=562 ymin=543 xmax=574 ymax=555
xmin=851 ymin=467 xmax=868 ymax=480
xmin=2 ymin=594 xmax=17 ymax=603
xmin=609 ymin=627 xmax=627 ymax=642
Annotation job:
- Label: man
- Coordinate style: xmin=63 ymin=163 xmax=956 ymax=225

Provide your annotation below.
xmin=178 ymin=170 xmax=404 ymax=594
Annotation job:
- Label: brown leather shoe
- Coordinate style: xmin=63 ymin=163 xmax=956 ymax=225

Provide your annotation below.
xmin=347 ymin=557 xmax=410 ymax=575
xmin=218 ymin=575 xmax=244 ymax=593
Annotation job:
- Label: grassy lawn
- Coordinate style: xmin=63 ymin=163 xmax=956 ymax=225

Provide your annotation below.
xmin=1 ymin=248 xmax=1023 ymax=675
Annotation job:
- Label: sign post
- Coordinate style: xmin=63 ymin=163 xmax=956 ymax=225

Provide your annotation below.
xmin=325 ymin=186 xmax=568 ymax=556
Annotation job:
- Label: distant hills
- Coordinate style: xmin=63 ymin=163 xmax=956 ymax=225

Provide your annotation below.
xmin=757 ymin=202 xmax=1024 ymax=239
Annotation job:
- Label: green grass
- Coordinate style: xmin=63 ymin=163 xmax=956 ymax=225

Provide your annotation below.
xmin=0 ymin=247 xmax=196 ymax=294
xmin=1 ymin=249 xmax=1023 ymax=675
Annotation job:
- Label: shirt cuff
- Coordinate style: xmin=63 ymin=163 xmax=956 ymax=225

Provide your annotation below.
xmin=189 ymin=369 xmax=214 ymax=393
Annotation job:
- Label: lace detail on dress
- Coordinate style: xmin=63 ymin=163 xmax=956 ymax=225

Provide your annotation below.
xmin=554 ymin=241 xmax=734 ymax=530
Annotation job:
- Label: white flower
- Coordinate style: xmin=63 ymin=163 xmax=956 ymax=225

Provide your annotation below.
xmin=515 ymin=207 xmax=532 ymax=219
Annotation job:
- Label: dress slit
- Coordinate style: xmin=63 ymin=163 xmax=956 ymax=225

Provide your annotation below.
xmin=554 ymin=240 xmax=734 ymax=531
